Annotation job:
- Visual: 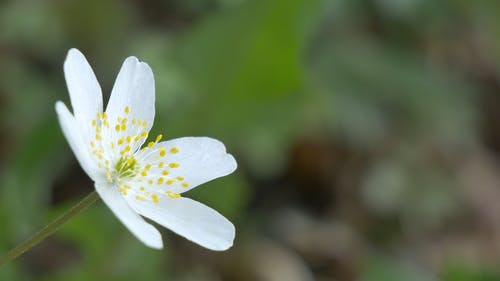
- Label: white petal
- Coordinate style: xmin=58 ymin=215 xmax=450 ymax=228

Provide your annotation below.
xmin=136 ymin=137 xmax=237 ymax=194
xmin=105 ymin=56 xmax=155 ymax=138
xmin=95 ymin=182 xmax=163 ymax=249
xmin=55 ymin=101 xmax=100 ymax=181
xmin=64 ymin=48 xmax=103 ymax=125
xmin=127 ymin=196 xmax=235 ymax=251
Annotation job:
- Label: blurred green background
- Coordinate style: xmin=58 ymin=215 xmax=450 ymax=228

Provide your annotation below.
xmin=1 ymin=0 xmax=500 ymax=280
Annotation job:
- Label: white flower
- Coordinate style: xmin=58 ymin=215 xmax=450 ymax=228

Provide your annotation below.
xmin=55 ymin=48 xmax=237 ymax=251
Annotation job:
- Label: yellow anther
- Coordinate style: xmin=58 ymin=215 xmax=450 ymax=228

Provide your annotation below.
xmin=162 ymin=170 xmax=169 ymax=176
xmin=104 ymin=120 xmax=109 ymax=128
xmin=151 ymin=194 xmax=160 ymax=203
xmin=103 ymin=112 xmax=108 ymax=119
xmin=90 ymin=141 xmax=95 ymax=148
xmin=97 ymin=112 xmax=103 ymax=119
xmin=166 ymin=179 xmax=175 ymax=185
xmin=145 ymin=164 xmax=152 ymax=170
xmin=141 ymin=131 xmax=148 ymax=138
xmin=148 ymin=141 xmax=155 ymax=148
xmin=169 ymin=163 xmax=180 ymax=168
xmin=157 ymin=177 xmax=165 ymax=184
xmin=134 ymin=135 xmax=141 ymax=142
xmin=156 ymin=134 xmax=163 ymax=142
xmin=110 ymin=142 xmax=115 ymax=149
xmin=96 ymin=134 xmax=102 ymax=141
xmin=126 ymin=136 xmax=131 ymax=143
xmin=96 ymin=126 xmax=102 ymax=133
xmin=125 ymin=106 xmax=130 ymax=114
xmin=176 ymin=176 xmax=184 ymax=181
xmin=121 ymin=124 xmax=127 ymax=131
xmin=126 ymin=158 xmax=135 ymax=165
xmin=158 ymin=162 xmax=165 ymax=168
xmin=166 ymin=191 xmax=181 ymax=199
xmin=140 ymin=186 xmax=145 ymax=191
xmin=132 ymin=118 xmax=137 ymax=125
xmin=122 ymin=118 xmax=128 ymax=124
xmin=143 ymin=121 xmax=149 ymax=127
xmin=148 ymin=179 xmax=153 ymax=185
xmin=170 ymin=147 xmax=179 ymax=154
xmin=115 ymin=124 xmax=121 ymax=132
xmin=124 ymin=185 xmax=131 ymax=189
xmin=182 ymin=182 xmax=189 ymax=188
xmin=91 ymin=119 xmax=97 ymax=126
xmin=118 ymin=187 xmax=127 ymax=196
xmin=141 ymin=171 xmax=148 ymax=177
xmin=135 ymin=195 xmax=146 ymax=201
xmin=118 ymin=138 xmax=124 ymax=145
xmin=159 ymin=149 xmax=166 ymax=157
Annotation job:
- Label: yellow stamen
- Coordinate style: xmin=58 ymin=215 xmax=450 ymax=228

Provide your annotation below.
xmin=169 ymin=163 xmax=180 ymax=168
xmin=166 ymin=191 xmax=181 ymax=199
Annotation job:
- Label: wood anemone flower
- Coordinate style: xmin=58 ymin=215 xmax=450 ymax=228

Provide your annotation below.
xmin=55 ymin=48 xmax=237 ymax=250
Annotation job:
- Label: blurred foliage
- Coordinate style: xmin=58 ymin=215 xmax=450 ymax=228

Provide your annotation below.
xmin=362 ymin=254 xmax=437 ymax=281
xmin=1 ymin=0 xmax=500 ymax=280
xmin=443 ymin=266 xmax=500 ymax=281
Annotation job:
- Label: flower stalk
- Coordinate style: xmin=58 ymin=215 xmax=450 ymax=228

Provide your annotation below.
xmin=0 ymin=191 xmax=99 ymax=267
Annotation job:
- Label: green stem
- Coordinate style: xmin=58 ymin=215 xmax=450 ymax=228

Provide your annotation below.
xmin=0 ymin=191 xmax=100 ymax=267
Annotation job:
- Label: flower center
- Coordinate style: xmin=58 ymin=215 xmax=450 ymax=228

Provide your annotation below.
xmin=89 ymin=106 xmax=187 ymax=202
xmin=115 ymin=155 xmax=138 ymax=179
